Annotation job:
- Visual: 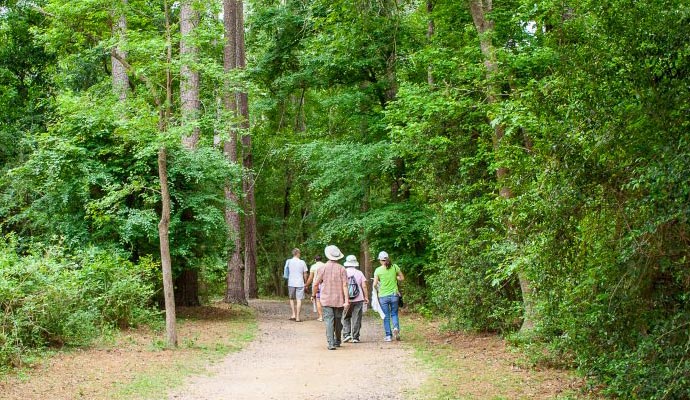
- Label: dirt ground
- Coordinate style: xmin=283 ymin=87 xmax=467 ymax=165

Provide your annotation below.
xmin=168 ymin=300 xmax=427 ymax=400
xmin=1 ymin=299 xmax=589 ymax=400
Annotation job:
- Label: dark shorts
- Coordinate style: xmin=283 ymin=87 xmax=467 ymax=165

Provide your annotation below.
xmin=288 ymin=286 xmax=305 ymax=300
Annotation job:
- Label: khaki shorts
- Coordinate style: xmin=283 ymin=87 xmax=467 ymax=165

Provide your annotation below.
xmin=288 ymin=286 xmax=305 ymax=300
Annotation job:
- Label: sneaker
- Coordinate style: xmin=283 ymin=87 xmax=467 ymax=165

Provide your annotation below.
xmin=384 ymin=336 xmax=392 ymax=342
xmin=317 ymin=317 xmax=323 ymax=322
xmin=352 ymin=339 xmax=360 ymax=343
xmin=328 ymin=345 xmax=337 ymax=350
xmin=393 ymin=327 xmax=400 ymax=341
xmin=343 ymin=336 xmax=352 ymax=343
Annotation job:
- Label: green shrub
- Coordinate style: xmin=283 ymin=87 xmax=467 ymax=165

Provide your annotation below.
xmin=0 ymin=237 xmax=158 ymax=368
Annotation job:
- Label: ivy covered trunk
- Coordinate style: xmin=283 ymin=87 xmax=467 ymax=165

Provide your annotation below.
xmin=469 ymin=0 xmax=535 ymax=334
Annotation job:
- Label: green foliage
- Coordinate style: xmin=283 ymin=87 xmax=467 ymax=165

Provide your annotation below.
xmin=0 ymin=2 xmax=55 ymax=170
xmin=0 ymin=236 xmax=158 ymax=368
xmin=1 ymin=0 xmax=688 ymax=396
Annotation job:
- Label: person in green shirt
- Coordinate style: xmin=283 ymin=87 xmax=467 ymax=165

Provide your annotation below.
xmin=373 ymin=251 xmax=404 ymax=342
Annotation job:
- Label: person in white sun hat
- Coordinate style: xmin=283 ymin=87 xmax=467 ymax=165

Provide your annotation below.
xmin=313 ymin=245 xmax=350 ymax=350
xmin=373 ymin=250 xmax=404 ymax=342
xmin=341 ymin=254 xmax=368 ymax=343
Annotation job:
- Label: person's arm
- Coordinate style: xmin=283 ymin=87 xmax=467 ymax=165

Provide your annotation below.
xmin=372 ymin=273 xmax=380 ymax=290
xmin=342 ymin=270 xmax=350 ymax=306
xmin=302 ymin=265 xmax=308 ymax=286
xmin=361 ymin=278 xmax=369 ymax=303
xmin=312 ymin=269 xmax=322 ymax=298
xmin=305 ymin=270 xmax=315 ymax=287
xmin=396 ymin=265 xmax=405 ymax=281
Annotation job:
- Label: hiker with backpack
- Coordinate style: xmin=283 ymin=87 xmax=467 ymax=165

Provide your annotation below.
xmin=372 ymin=251 xmax=404 ymax=342
xmin=341 ymin=255 xmax=368 ymax=343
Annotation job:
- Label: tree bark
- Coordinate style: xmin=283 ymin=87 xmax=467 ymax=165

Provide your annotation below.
xmin=236 ymin=0 xmax=258 ymax=299
xmin=180 ymin=0 xmax=200 ymax=149
xmin=360 ymin=178 xmax=372 ymax=281
xmin=222 ymin=0 xmax=247 ymax=305
xmin=156 ymin=0 xmax=177 ymax=348
xmin=111 ymin=0 xmax=128 ymax=100
xmin=158 ymin=147 xmax=177 ymax=347
xmin=469 ymin=0 xmax=535 ymax=334
xmin=426 ymin=0 xmax=435 ymax=87
xmin=175 ymin=0 xmax=203 ymax=306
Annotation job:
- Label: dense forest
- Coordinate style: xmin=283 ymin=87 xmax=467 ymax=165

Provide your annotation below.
xmin=1 ymin=0 xmax=688 ymax=398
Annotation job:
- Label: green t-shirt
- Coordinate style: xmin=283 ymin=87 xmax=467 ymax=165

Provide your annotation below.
xmin=374 ymin=264 xmax=400 ymax=297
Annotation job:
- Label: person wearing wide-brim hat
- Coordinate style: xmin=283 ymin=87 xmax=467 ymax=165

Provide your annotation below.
xmin=313 ymin=245 xmax=350 ymax=350
xmin=373 ymin=250 xmax=404 ymax=342
xmin=341 ymin=255 xmax=368 ymax=343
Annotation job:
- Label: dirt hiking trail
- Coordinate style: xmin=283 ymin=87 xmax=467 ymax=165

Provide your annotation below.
xmin=168 ymin=299 xmax=427 ymax=400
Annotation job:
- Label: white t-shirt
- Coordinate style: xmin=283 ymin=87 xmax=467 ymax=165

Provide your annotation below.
xmin=286 ymin=258 xmax=308 ymax=287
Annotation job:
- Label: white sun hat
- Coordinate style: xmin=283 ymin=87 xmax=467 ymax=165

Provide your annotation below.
xmin=324 ymin=245 xmax=344 ymax=261
xmin=343 ymin=255 xmax=359 ymax=267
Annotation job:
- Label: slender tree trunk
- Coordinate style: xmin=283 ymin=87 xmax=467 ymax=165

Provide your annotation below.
xmin=236 ymin=0 xmax=258 ymax=299
xmin=426 ymin=0 xmax=435 ymax=87
xmin=469 ymin=0 xmax=535 ymax=334
xmin=158 ymin=146 xmax=177 ymax=347
xmin=158 ymin=0 xmax=176 ymax=347
xmin=223 ymin=0 xmax=247 ymax=304
xmin=360 ymin=179 xmax=372 ymax=281
xmin=180 ymin=0 xmax=200 ymax=149
xmin=111 ymin=0 xmax=128 ymax=100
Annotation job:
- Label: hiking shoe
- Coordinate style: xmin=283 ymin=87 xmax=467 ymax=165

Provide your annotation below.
xmin=393 ymin=327 xmax=400 ymax=341
xmin=343 ymin=336 xmax=352 ymax=343
xmin=384 ymin=336 xmax=392 ymax=342
xmin=352 ymin=339 xmax=360 ymax=343
xmin=335 ymin=342 xmax=341 ymax=347
xmin=328 ymin=345 xmax=336 ymax=350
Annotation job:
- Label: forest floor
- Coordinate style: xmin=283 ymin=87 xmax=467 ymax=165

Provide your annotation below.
xmin=0 ymin=299 xmax=592 ymax=399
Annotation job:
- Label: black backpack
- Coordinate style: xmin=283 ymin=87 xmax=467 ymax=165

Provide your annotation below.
xmin=347 ymin=275 xmax=360 ymax=299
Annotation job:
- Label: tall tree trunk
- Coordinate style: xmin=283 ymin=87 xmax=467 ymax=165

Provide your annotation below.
xmin=236 ymin=0 xmax=258 ymax=299
xmin=180 ymin=0 xmax=200 ymax=149
xmin=360 ymin=179 xmax=372 ymax=281
xmin=176 ymin=0 xmax=202 ymax=307
xmin=469 ymin=0 xmax=535 ymax=334
xmin=426 ymin=0 xmax=435 ymax=87
xmin=222 ymin=0 xmax=247 ymax=305
xmin=158 ymin=0 xmax=177 ymax=347
xmin=111 ymin=0 xmax=128 ymax=100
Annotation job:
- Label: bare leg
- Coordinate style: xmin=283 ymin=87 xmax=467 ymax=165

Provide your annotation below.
xmin=295 ymin=299 xmax=302 ymax=321
xmin=316 ymin=299 xmax=323 ymax=321
xmin=289 ymin=299 xmax=296 ymax=319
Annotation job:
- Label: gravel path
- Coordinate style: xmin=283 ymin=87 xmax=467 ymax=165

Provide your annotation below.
xmin=168 ymin=299 xmax=428 ymax=400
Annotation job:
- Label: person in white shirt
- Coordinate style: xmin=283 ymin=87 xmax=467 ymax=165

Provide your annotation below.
xmin=285 ymin=248 xmax=308 ymax=322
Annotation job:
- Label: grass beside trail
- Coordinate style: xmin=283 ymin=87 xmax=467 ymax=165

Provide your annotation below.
xmin=111 ymin=304 xmax=258 ymax=399
xmin=0 ymin=302 xmax=257 ymax=400
xmin=403 ymin=313 xmax=592 ymax=400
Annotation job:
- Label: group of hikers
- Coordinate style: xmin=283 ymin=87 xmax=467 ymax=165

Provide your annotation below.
xmin=283 ymin=245 xmax=404 ymax=350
